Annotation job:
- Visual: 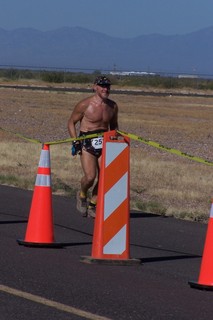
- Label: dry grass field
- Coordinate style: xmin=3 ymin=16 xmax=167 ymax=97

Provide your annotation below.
xmin=0 ymin=80 xmax=213 ymax=222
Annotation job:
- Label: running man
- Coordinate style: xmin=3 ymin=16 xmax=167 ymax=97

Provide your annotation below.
xmin=68 ymin=76 xmax=119 ymax=217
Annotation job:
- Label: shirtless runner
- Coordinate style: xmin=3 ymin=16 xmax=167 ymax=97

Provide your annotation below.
xmin=68 ymin=76 xmax=119 ymax=218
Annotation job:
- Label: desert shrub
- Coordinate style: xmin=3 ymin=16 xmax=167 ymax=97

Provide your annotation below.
xmin=41 ymin=71 xmax=64 ymax=83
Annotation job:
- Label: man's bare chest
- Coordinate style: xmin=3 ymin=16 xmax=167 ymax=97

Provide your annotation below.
xmin=84 ymin=104 xmax=114 ymax=122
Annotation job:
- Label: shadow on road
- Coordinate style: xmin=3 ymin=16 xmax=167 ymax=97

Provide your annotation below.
xmin=130 ymin=211 xmax=163 ymax=218
xmin=132 ymin=242 xmax=201 ymax=264
xmin=0 ymin=220 xmax=27 ymax=224
xmin=140 ymin=254 xmax=201 ymax=264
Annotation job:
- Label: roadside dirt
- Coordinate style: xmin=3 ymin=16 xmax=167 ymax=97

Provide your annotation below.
xmin=1 ymin=82 xmax=213 ymax=221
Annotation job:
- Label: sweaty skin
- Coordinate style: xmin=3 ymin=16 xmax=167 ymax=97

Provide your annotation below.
xmin=68 ymin=82 xmax=118 ymax=205
xmin=68 ymin=85 xmax=118 ymax=137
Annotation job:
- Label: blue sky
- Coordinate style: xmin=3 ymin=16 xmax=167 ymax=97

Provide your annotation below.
xmin=1 ymin=0 xmax=213 ymax=38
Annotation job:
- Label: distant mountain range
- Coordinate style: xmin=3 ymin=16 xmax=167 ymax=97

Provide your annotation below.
xmin=0 ymin=26 xmax=212 ymax=75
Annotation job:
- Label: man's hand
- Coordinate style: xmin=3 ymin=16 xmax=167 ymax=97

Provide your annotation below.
xmin=71 ymin=140 xmax=82 ymax=156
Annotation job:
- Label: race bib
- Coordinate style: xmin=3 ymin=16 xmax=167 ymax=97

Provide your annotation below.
xmin=91 ymin=137 xmax=103 ymax=149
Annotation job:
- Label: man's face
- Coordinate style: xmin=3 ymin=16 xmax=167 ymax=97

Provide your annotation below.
xmin=95 ymin=84 xmax=111 ymax=98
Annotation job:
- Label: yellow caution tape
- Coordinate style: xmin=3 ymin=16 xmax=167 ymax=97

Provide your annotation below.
xmin=118 ymin=130 xmax=213 ymax=166
xmin=0 ymin=127 xmax=42 ymax=144
xmin=1 ymin=126 xmax=212 ymax=166
xmin=44 ymin=133 xmax=104 ymax=145
xmin=0 ymin=127 xmax=104 ymax=145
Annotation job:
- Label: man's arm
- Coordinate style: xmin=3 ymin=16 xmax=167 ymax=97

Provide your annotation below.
xmin=67 ymin=100 xmax=86 ymax=138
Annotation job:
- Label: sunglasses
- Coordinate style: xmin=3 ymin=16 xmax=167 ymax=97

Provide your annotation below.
xmin=97 ymin=84 xmax=111 ymax=88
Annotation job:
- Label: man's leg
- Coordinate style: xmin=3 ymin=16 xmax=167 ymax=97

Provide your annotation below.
xmin=80 ymin=149 xmax=98 ymax=196
xmin=76 ymin=149 xmax=98 ymax=216
xmin=87 ymin=155 xmax=102 ymax=218
xmin=90 ymin=155 xmax=102 ymax=202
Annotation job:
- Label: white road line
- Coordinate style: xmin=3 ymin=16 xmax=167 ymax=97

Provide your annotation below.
xmin=0 ymin=284 xmax=112 ymax=320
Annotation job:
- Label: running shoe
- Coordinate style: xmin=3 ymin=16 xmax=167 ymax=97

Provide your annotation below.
xmin=87 ymin=203 xmax=96 ymax=218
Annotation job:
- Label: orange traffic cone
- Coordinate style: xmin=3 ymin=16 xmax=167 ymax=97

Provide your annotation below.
xmin=17 ymin=144 xmax=62 ymax=247
xmin=189 ymin=199 xmax=213 ymax=290
xmin=81 ymin=131 xmax=141 ymax=265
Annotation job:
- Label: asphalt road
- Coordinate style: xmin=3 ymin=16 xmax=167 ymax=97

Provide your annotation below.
xmin=0 ymin=185 xmax=213 ymax=320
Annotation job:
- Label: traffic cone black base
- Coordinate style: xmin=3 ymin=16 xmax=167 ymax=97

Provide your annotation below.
xmin=80 ymin=256 xmax=141 ymax=266
xmin=17 ymin=239 xmax=63 ymax=248
xmin=188 ymin=281 xmax=213 ymax=291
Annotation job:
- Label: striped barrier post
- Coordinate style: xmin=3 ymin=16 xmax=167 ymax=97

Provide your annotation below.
xmin=17 ymin=144 xmax=62 ymax=247
xmin=81 ymin=130 xmax=140 ymax=265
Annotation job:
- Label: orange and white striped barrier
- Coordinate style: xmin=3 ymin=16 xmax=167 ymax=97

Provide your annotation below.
xmin=17 ymin=144 xmax=62 ymax=247
xmin=189 ymin=198 xmax=213 ymax=290
xmin=81 ymin=130 xmax=140 ymax=265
